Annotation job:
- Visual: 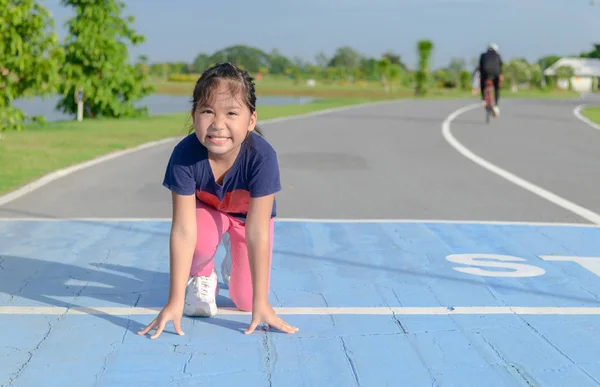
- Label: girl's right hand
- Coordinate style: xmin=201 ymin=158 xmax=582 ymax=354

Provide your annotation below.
xmin=137 ymin=301 xmax=185 ymax=339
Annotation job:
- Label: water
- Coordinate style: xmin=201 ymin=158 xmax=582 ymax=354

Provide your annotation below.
xmin=12 ymin=94 xmax=315 ymax=123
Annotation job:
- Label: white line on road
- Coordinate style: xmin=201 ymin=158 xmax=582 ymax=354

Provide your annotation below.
xmin=442 ymin=103 xmax=600 ymax=225
xmin=573 ymin=104 xmax=600 ymax=132
xmin=2 ymin=306 xmax=600 ymax=316
xmin=0 ymin=217 xmax=599 ymax=228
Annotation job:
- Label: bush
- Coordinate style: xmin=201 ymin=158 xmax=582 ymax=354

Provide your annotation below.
xmin=459 ymin=70 xmax=471 ymax=91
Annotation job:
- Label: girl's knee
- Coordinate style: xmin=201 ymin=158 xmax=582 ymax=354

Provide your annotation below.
xmin=231 ymin=292 xmax=252 ymax=312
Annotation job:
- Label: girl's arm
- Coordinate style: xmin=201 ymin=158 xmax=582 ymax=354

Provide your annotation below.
xmin=245 ymin=193 xmax=275 ymax=305
xmin=138 ymin=191 xmax=196 ymax=339
xmin=244 ymin=193 xmax=298 ymax=334
xmin=168 ymin=192 xmax=198 ymax=306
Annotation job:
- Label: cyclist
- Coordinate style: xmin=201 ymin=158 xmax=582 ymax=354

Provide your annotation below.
xmin=478 ymin=43 xmax=504 ymax=116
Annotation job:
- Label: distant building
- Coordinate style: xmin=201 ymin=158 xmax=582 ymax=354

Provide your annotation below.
xmin=543 ymin=57 xmax=600 ymax=92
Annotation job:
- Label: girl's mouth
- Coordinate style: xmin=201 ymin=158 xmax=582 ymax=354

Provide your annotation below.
xmin=207 ymin=135 xmax=230 ymax=145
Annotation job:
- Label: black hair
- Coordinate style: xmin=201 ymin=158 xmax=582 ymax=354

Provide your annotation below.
xmin=188 ymin=62 xmax=263 ymax=142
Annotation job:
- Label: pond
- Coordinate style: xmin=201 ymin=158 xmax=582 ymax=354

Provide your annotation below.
xmin=12 ymin=94 xmax=315 ymax=123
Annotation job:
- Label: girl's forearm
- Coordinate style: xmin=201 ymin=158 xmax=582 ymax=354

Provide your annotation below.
xmin=168 ymin=232 xmax=196 ymax=305
xmin=246 ymin=227 xmax=271 ymax=304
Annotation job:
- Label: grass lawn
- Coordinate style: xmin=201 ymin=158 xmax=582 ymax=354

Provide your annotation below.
xmin=153 ymin=76 xmax=581 ymax=100
xmin=0 ymin=97 xmax=389 ymax=196
xmin=581 ymin=105 xmax=600 ymax=125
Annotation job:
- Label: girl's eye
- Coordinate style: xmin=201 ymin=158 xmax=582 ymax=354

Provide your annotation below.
xmin=201 ymin=109 xmax=213 ymax=114
xmin=228 ymin=112 xmax=238 ymax=116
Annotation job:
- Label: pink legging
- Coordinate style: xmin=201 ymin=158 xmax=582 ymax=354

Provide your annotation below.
xmin=190 ymin=199 xmax=274 ymax=312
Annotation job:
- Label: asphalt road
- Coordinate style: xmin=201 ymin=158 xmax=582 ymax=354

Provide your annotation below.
xmin=1 ymin=97 xmax=599 ymax=223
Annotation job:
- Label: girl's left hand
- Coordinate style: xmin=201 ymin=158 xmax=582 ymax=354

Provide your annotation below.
xmin=244 ymin=300 xmax=299 ymax=335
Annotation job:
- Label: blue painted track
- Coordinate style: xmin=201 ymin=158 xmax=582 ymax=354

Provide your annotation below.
xmin=1 ymin=219 xmax=600 ymax=386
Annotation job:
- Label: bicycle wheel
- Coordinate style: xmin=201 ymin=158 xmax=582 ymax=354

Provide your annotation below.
xmin=484 ymin=89 xmax=492 ymax=124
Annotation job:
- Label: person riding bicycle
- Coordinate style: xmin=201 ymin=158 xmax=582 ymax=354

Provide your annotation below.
xmin=478 ymin=43 xmax=504 ymax=116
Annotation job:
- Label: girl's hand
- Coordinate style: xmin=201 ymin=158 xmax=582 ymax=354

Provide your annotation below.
xmin=244 ymin=300 xmax=299 ymax=335
xmin=138 ymin=301 xmax=185 ymax=339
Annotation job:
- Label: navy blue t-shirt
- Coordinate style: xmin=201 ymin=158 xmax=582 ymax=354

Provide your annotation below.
xmin=163 ymin=132 xmax=281 ymax=219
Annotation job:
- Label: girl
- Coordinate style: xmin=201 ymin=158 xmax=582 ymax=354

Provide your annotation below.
xmin=138 ymin=62 xmax=298 ymax=339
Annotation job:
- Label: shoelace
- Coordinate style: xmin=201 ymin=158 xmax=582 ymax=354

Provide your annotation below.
xmin=188 ymin=276 xmax=213 ymax=298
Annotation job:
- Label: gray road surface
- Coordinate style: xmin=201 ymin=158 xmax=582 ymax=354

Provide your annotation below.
xmin=1 ymin=97 xmax=599 ymax=223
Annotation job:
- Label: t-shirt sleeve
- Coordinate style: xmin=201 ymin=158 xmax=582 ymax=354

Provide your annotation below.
xmin=248 ymin=153 xmax=282 ymax=198
xmin=162 ymin=147 xmax=197 ymax=196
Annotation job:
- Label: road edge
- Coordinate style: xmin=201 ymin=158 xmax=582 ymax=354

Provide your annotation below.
xmin=573 ymin=104 xmax=600 ymax=132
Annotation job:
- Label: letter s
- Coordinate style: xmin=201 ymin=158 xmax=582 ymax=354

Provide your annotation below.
xmin=446 ymin=254 xmax=546 ymax=278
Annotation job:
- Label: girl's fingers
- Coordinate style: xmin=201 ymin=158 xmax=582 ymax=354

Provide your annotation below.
xmin=272 ymin=317 xmax=298 ymax=334
xmin=137 ymin=319 xmax=157 ymax=336
xmin=150 ymin=320 xmax=167 ymax=340
xmin=173 ymin=318 xmax=185 ymax=336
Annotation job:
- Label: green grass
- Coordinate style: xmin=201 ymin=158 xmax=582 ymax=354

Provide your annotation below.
xmin=0 ymin=97 xmax=388 ymax=196
xmin=581 ymin=106 xmax=600 ymax=125
xmin=153 ymin=76 xmax=581 ymax=100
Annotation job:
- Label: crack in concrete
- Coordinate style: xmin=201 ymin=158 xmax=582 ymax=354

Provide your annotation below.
xmin=261 ymin=329 xmax=276 ymax=387
xmin=340 ymin=337 xmax=361 ymax=387
xmin=7 ymin=320 xmax=53 ymax=385
xmin=391 ymin=310 xmax=408 ymax=334
xmin=271 ymin=288 xmax=284 ymax=307
xmin=480 ymin=333 xmax=540 ymax=387
xmin=93 ymin=342 xmax=118 ymax=386
xmin=318 ymin=292 xmax=336 ymax=326
xmin=182 ymin=353 xmax=194 ymax=377
xmin=516 ymin=316 xmax=600 ymax=386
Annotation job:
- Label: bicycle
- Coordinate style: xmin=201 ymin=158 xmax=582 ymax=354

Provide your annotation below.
xmin=484 ymin=78 xmax=495 ymax=124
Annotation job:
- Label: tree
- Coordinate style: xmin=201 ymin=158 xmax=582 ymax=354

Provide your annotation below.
xmin=447 ymin=57 xmax=466 ymax=81
xmin=207 ymin=45 xmax=270 ymax=73
xmin=376 ymin=57 xmax=391 ymax=92
xmin=580 ymin=44 xmax=600 ymax=59
xmin=388 ymin=64 xmax=403 ymax=92
xmin=1 ymin=0 xmax=64 ymax=131
xmin=56 ymin=0 xmax=154 ymax=119
xmin=504 ymin=59 xmax=530 ymax=92
xmin=555 ymin=65 xmax=575 ymax=90
xmin=192 ymin=53 xmax=211 ymax=73
xmin=415 ymin=40 xmax=434 ymax=96
xmin=537 ymin=55 xmax=561 ymax=70
xmin=382 ymin=50 xmax=408 ymax=71
xmin=328 ymin=46 xmax=362 ymax=69
xmin=269 ymin=48 xmax=293 ymax=75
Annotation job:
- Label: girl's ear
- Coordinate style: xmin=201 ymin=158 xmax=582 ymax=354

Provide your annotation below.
xmin=248 ymin=110 xmax=257 ymax=132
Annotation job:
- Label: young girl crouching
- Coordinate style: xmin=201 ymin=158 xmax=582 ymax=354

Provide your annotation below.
xmin=139 ymin=62 xmax=298 ymax=339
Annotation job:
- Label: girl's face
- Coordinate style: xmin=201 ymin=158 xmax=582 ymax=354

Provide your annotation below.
xmin=193 ymin=81 xmax=256 ymax=160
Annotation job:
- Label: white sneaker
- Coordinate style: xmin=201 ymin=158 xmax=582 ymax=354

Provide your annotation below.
xmin=493 ymin=106 xmax=500 ymax=116
xmin=183 ymin=269 xmax=219 ymax=317
xmin=221 ymin=233 xmax=232 ymax=287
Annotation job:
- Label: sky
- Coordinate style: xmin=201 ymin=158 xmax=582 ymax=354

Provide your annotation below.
xmin=42 ymin=0 xmax=599 ymax=70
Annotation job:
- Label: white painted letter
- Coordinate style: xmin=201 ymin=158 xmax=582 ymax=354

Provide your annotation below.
xmin=446 ymin=254 xmax=546 ymax=278
xmin=538 ymin=256 xmax=600 ymax=278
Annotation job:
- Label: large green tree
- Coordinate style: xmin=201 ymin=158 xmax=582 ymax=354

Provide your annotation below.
xmin=207 ymin=45 xmax=271 ymax=73
xmin=1 ymin=0 xmax=64 ymax=131
xmin=56 ymin=0 xmax=153 ymax=119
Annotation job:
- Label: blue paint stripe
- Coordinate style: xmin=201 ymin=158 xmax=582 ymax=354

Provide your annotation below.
xmin=2 ymin=220 xmax=600 ymax=386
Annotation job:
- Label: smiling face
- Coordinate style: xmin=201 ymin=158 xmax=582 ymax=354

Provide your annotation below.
xmin=192 ymin=79 xmax=257 ymax=160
